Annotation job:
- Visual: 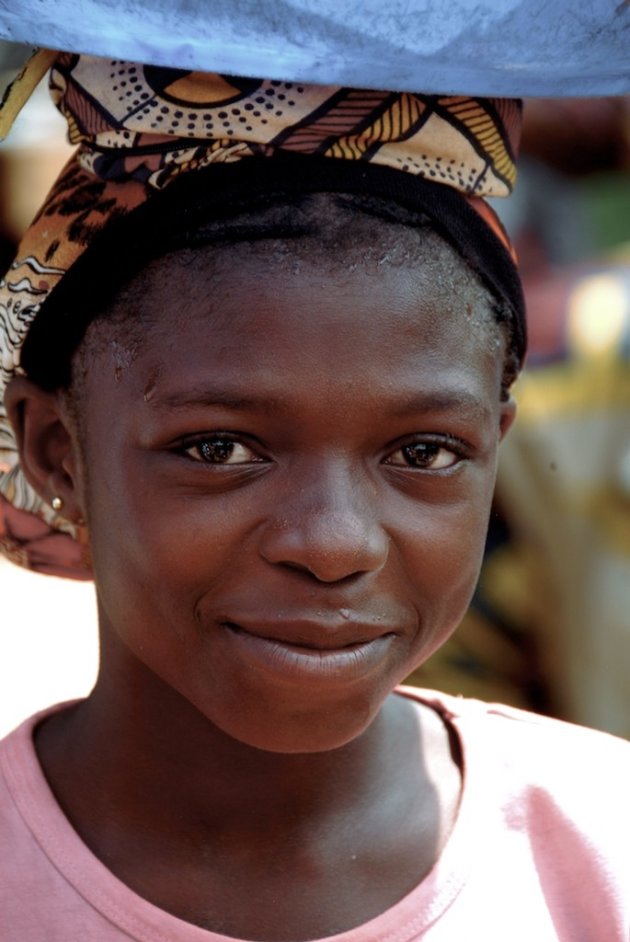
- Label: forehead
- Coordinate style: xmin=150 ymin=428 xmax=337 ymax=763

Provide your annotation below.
xmin=120 ymin=221 xmax=495 ymax=342
xmin=81 ymin=230 xmax=504 ymax=421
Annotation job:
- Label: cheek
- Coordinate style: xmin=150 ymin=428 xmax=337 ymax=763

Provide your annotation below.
xmin=87 ymin=496 xmax=231 ymax=716
xmin=395 ymin=479 xmax=495 ymax=641
xmin=90 ymin=495 xmax=228 ymax=607
xmin=86 ymin=457 xmax=264 ymax=656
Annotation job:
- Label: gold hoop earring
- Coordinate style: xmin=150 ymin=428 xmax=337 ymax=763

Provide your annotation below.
xmin=51 ymin=496 xmax=64 ymax=512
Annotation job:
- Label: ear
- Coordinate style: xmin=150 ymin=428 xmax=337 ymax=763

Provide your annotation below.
xmin=4 ymin=376 xmax=85 ymax=522
xmin=499 ymin=395 xmax=517 ymax=441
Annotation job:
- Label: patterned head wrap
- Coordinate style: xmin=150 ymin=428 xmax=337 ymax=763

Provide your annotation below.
xmin=0 ymin=52 xmax=523 ymax=578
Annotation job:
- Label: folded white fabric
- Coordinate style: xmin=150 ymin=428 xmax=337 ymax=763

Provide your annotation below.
xmin=0 ymin=0 xmax=628 ymax=96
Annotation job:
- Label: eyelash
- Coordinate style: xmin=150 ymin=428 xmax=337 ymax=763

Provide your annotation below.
xmin=383 ymin=436 xmax=468 ymax=471
xmin=176 ymin=434 xmax=468 ymax=472
xmin=178 ymin=435 xmax=265 ymax=466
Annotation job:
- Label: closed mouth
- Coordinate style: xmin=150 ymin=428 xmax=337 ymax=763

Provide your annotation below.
xmin=217 ymin=619 xmax=397 ymax=684
xmin=221 ymin=620 xmax=395 ymax=652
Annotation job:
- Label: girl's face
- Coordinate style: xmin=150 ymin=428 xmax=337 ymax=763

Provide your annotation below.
xmin=74 ymin=233 xmax=514 ymax=753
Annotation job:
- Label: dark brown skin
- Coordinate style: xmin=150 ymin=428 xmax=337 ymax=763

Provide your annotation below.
xmin=6 ymin=229 xmax=514 ymax=939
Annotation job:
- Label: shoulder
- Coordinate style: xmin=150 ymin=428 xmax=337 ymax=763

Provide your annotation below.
xmin=458 ymin=695 xmax=630 ymax=775
xmin=0 ymin=705 xmax=58 ymax=824
xmin=0 ymin=708 xmax=59 ymax=911
xmin=398 ymin=688 xmax=630 ymax=938
xmin=0 ymin=702 xmax=76 ymax=833
xmin=399 ymin=686 xmax=630 ymax=835
xmin=400 ymin=684 xmax=630 ymax=759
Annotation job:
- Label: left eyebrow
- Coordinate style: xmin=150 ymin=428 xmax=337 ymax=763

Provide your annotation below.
xmin=391 ymin=390 xmax=493 ymax=421
xmin=149 ymin=387 xmax=287 ymax=415
xmin=148 ymin=384 xmax=493 ymax=421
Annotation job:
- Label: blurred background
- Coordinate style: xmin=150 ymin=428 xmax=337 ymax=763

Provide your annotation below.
xmin=411 ymin=96 xmax=630 ymax=736
xmin=1 ymin=41 xmax=629 ymax=737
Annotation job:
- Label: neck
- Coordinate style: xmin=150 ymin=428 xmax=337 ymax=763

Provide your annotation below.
xmin=33 ymin=631 xmax=462 ymax=940
xmin=35 ymin=631 xmax=426 ymax=837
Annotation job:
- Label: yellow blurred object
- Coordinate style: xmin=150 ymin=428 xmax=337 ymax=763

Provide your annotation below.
xmin=568 ymin=273 xmax=629 ymax=357
xmin=0 ymin=48 xmax=57 ymax=141
xmin=0 ymin=68 xmax=73 ymax=239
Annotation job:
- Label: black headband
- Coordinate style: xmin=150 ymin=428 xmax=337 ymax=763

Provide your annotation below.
xmin=21 ymin=154 xmax=525 ymax=389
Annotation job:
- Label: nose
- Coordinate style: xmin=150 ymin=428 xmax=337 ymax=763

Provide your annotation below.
xmin=258 ymin=462 xmax=390 ymax=583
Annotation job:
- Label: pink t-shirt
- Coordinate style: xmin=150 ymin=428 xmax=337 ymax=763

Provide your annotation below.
xmin=1 ymin=688 xmax=629 ymax=941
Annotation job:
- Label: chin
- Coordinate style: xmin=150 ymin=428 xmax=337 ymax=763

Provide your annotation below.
xmin=198 ymin=690 xmax=382 ymax=755
xmin=224 ymin=720 xmax=375 ymax=755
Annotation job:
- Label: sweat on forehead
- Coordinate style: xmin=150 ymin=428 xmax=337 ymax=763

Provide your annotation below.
xmin=74 ymin=227 xmax=506 ymax=421
xmin=63 ymin=194 xmax=508 ymax=403
xmin=24 ymin=188 xmax=520 ymax=399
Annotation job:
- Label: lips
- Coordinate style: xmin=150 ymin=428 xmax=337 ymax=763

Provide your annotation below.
xmin=221 ymin=616 xmax=395 ymax=651
xmin=217 ymin=617 xmax=398 ymax=686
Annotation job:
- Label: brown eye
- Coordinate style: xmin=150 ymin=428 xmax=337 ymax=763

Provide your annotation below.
xmin=185 ymin=437 xmax=260 ymax=465
xmin=385 ymin=442 xmax=460 ymax=470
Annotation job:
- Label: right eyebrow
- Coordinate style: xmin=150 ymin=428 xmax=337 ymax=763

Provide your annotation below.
xmin=391 ymin=389 xmax=493 ymax=422
xmin=150 ymin=387 xmax=287 ymax=415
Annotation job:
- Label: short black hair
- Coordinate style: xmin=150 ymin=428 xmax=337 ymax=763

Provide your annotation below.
xmin=20 ymin=157 xmax=524 ymax=397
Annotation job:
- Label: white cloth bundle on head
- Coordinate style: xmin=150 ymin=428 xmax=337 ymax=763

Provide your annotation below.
xmin=0 ymin=0 xmax=628 ymax=96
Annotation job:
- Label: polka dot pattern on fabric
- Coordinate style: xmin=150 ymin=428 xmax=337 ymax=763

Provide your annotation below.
xmin=0 ymin=52 xmax=522 ymax=574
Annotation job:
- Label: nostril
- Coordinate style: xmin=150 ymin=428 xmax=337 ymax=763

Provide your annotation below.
xmin=279 ymin=558 xmax=366 ymax=585
xmin=258 ymin=501 xmax=389 ymax=582
xmin=281 ymin=560 xmax=313 ymax=576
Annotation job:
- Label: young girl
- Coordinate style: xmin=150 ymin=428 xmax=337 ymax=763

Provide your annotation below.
xmin=0 ymin=55 xmax=628 ymax=941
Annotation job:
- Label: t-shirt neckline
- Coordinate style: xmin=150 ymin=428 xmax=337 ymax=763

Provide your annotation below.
xmin=1 ymin=689 xmax=482 ymax=942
